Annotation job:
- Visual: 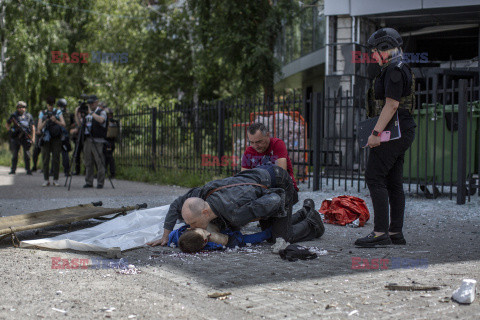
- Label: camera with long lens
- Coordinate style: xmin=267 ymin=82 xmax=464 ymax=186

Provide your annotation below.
xmin=78 ymin=102 xmax=89 ymax=117
xmin=78 ymin=94 xmax=90 ymax=117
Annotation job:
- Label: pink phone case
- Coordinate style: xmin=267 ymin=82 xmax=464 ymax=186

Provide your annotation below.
xmin=380 ymin=131 xmax=391 ymax=142
xmin=363 ymin=131 xmax=392 ymax=148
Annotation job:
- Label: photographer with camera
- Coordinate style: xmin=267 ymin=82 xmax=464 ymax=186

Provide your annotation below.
xmin=5 ymin=101 xmax=35 ymax=175
xmin=75 ymin=95 xmax=107 ymax=189
xmin=37 ymin=96 xmax=66 ymax=186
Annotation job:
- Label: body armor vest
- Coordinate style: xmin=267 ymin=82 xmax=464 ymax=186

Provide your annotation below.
xmin=366 ymin=61 xmax=415 ymax=118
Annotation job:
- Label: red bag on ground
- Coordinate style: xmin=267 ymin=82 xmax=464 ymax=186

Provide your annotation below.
xmin=319 ymin=195 xmax=370 ymax=226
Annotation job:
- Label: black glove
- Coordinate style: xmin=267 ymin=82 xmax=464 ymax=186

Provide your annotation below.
xmin=279 ymin=244 xmax=317 ymax=262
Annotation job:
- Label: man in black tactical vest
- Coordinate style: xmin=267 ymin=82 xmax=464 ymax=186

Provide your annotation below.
xmin=77 ymin=95 xmax=108 ymax=189
xmin=5 ymin=101 xmax=35 ymax=175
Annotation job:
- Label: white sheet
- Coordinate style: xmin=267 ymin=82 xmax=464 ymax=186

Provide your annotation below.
xmin=20 ymin=205 xmax=171 ymax=255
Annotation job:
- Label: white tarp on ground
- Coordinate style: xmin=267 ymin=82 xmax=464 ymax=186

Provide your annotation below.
xmin=20 ymin=205 xmax=171 ymax=256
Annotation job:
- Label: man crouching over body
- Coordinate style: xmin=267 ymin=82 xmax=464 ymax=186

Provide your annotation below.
xmin=147 ymin=164 xmax=324 ymax=249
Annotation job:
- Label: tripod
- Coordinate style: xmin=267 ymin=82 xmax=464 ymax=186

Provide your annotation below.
xmin=65 ymin=115 xmax=115 ymax=190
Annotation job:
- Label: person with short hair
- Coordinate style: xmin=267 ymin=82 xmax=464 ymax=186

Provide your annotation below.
xmin=172 ymin=200 xmax=324 ymax=254
xmin=241 ymin=122 xmax=299 ymax=198
xmin=38 ymin=97 xmax=66 ymax=186
xmin=77 ymin=95 xmax=107 ymax=189
xmin=175 ymin=227 xmax=272 ymax=253
xmin=147 ymin=165 xmax=324 ymax=247
xmin=5 ymin=101 xmax=35 ymax=175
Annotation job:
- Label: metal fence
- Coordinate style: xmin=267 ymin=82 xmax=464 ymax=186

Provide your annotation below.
xmin=116 ymin=79 xmax=480 ymax=204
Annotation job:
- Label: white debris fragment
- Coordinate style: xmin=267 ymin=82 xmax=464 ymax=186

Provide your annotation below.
xmin=52 ymin=308 xmax=66 ymax=314
xmin=55 ymin=291 xmax=62 ymax=295
xmin=452 ymin=279 xmax=476 ymax=304
xmin=116 ymin=264 xmax=141 ymax=275
xmin=348 ymin=310 xmax=359 ymax=316
xmin=348 ymin=218 xmax=360 ymax=228
xmin=306 ymin=247 xmax=328 ymax=256
xmin=271 ymin=238 xmax=290 ymax=253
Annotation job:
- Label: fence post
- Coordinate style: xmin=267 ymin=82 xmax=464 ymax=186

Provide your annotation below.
xmin=217 ymin=101 xmax=225 ymax=170
xmin=151 ymin=107 xmax=157 ymax=171
xmin=457 ymin=79 xmax=468 ymax=204
xmin=312 ymin=92 xmax=322 ymax=191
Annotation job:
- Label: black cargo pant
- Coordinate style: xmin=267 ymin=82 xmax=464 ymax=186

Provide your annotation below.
xmin=365 ymin=127 xmax=415 ymax=233
xmin=10 ymin=138 xmax=31 ymax=172
xmin=41 ymin=137 xmax=62 ymax=181
xmin=260 ymin=165 xmax=300 ymax=242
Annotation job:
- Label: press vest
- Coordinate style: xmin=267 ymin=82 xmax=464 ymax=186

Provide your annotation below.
xmin=366 ymin=60 xmax=415 ymax=118
xmin=90 ymin=109 xmax=107 ymax=139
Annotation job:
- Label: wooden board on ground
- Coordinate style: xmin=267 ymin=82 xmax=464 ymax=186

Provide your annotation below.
xmin=0 ymin=202 xmax=147 ymax=236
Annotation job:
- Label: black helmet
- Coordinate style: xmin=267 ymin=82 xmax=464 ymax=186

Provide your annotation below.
xmin=57 ymin=98 xmax=67 ymax=108
xmin=367 ymin=28 xmax=403 ymax=51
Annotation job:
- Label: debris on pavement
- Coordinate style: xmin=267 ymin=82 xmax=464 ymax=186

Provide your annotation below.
xmin=116 ymin=264 xmax=141 ymax=275
xmin=348 ymin=218 xmax=360 ymax=228
xmin=208 ymin=292 xmax=231 ymax=299
xmin=348 ymin=310 xmax=359 ymax=316
xmin=271 ymin=238 xmax=290 ymax=253
xmin=51 ymin=308 xmax=67 ymax=314
xmin=385 ymin=284 xmax=440 ymax=291
xmin=452 ymin=279 xmax=476 ymax=304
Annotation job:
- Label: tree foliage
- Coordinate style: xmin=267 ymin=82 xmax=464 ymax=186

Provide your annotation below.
xmin=0 ymin=0 xmax=300 ymax=133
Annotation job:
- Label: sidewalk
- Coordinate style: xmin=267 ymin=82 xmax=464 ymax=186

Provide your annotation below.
xmin=0 ymin=166 xmax=479 ymax=319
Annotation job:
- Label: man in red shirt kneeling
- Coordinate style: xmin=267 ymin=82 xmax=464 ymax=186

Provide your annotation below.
xmin=241 ymin=122 xmax=299 ymax=202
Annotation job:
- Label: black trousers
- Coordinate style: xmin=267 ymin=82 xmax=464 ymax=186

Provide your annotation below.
xmin=263 ymin=166 xmax=299 ymax=242
xmin=10 ymin=138 xmax=31 ymax=172
xmin=41 ymin=137 xmax=62 ymax=181
xmin=104 ymin=140 xmax=116 ymax=176
xmin=73 ymin=138 xmax=83 ymax=174
xmin=61 ymin=148 xmax=70 ymax=175
xmin=365 ymin=127 xmax=415 ymax=233
xmin=289 ymin=208 xmax=324 ymax=243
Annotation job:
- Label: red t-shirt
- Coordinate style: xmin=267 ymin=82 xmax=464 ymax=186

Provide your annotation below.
xmin=241 ymin=137 xmax=298 ymax=191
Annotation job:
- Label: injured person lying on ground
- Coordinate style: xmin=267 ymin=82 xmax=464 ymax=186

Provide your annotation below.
xmin=147 ymin=164 xmax=325 ymax=252
xmin=168 ymin=198 xmax=324 ymax=253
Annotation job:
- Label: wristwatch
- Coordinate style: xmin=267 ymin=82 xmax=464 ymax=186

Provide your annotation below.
xmin=372 ymin=130 xmax=381 ymax=137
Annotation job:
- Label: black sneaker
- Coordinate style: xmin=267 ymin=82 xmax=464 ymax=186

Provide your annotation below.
xmin=26 ymin=170 xmax=32 ymax=175
xmin=8 ymin=170 xmax=15 ymax=175
xmin=97 ymin=185 xmax=103 ymax=189
xmin=83 ymin=184 xmax=93 ymax=188
xmin=355 ymin=232 xmax=392 ymax=247
xmin=390 ymin=232 xmax=407 ymax=245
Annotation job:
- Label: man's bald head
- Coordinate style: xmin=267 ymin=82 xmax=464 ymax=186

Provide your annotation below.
xmin=182 ymin=197 xmax=210 ymax=229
